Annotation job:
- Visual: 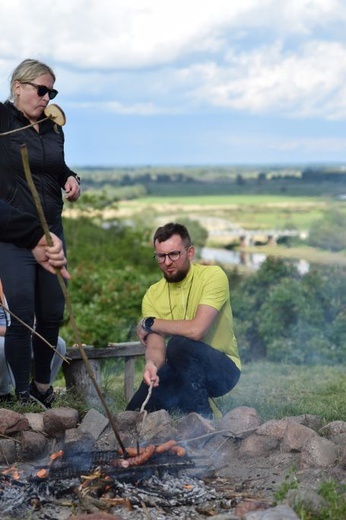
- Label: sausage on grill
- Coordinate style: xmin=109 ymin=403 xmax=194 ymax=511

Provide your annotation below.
xmin=155 ymin=440 xmax=177 ymax=453
xmin=112 ymin=444 xmax=156 ymax=468
xmin=169 ymin=445 xmax=186 ymax=457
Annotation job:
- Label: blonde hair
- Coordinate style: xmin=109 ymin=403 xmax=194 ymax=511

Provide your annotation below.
xmin=10 ymin=59 xmax=56 ymax=100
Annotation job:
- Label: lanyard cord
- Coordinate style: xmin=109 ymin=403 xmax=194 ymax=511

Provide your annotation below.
xmin=167 ymin=275 xmax=194 ymax=321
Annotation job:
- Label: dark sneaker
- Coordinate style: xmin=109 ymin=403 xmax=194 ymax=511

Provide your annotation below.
xmin=29 ymin=380 xmax=56 ymax=408
xmin=16 ymin=390 xmax=34 ymax=405
xmin=0 ymin=393 xmax=13 ymax=403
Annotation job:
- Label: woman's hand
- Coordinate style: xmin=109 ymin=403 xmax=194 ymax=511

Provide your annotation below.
xmin=32 ymin=233 xmax=70 ymax=279
xmin=64 ymin=176 xmax=80 ymax=202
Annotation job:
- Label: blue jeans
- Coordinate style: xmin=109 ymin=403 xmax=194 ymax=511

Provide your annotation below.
xmin=126 ymin=335 xmax=240 ymax=418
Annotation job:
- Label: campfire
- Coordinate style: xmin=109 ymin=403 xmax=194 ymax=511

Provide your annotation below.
xmin=0 ymin=439 xmax=221 ymax=519
xmin=2 ymin=405 xmax=339 ymax=518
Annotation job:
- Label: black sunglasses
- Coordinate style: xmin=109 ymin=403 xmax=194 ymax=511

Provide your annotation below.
xmin=21 ymin=81 xmax=58 ymax=100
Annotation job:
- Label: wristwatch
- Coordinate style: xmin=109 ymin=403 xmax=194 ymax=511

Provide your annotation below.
xmin=141 ymin=317 xmax=155 ymax=333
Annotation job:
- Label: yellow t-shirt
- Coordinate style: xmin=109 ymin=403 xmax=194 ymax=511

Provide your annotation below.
xmin=142 ymin=263 xmax=241 ymax=370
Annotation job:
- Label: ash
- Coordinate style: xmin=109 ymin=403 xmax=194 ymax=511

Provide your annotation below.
xmin=115 ymin=472 xmax=217 ymax=506
xmin=0 ymin=473 xmax=227 ymax=520
xmin=109 ymin=472 xmax=223 ymax=520
xmin=0 ymin=480 xmax=58 ymax=518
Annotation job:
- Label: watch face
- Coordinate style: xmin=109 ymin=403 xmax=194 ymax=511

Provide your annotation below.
xmin=145 ymin=317 xmax=154 ymax=330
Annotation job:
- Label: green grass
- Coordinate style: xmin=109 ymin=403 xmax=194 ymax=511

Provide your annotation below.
xmin=215 ymin=362 xmax=346 ymax=423
xmin=274 ymin=479 xmax=346 ymax=520
xmin=54 ymin=360 xmax=346 ymax=423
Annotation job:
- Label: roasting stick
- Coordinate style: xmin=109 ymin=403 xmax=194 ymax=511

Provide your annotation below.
xmin=140 ymin=380 xmax=154 ymax=413
xmin=20 ymin=144 xmax=128 ymax=458
xmin=0 ymin=104 xmax=66 ymax=137
xmin=134 ymin=381 xmax=154 ymax=454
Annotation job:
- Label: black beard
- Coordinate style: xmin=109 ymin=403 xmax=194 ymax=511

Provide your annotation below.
xmin=164 ymin=269 xmax=188 ymax=283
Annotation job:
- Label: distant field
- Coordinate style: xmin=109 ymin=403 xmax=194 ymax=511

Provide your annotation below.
xmin=116 ymin=194 xmax=330 ymax=232
xmin=66 ymin=192 xmax=341 ymax=238
xmin=128 ymin=194 xmax=325 ymax=206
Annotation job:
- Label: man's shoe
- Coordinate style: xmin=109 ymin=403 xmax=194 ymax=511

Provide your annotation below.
xmin=29 ymin=380 xmax=56 ymax=408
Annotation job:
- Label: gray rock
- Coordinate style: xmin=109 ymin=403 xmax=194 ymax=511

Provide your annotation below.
xmin=78 ymin=408 xmax=109 ymax=439
xmin=286 ymin=488 xmax=328 ymax=514
xmin=239 ymin=433 xmax=279 ymax=458
xmin=244 ymin=504 xmax=299 ymax=519
xmin=140 ymin=409 xmax=178 ymax=442
xmin=300 ymin=435 xmax=338 ymax=468
xmin=319 ymin=420 xmax=346 ymax=438
xmin=256 ymin=419 xmax=289 ymax=440
xmin=24 ymin=412 xmax=45 ymax=433
xmin=20 ymin=430 xmax=48 ymax=461
xmin=221 ymin=406 xmax=261 ymax=437
xmin=0 ymin=438 xmax=17 ymax=464
xmin=0 ymin=408 xmax=29 ymax=435
xmin=282 ymin=421 xmax=316 ymax=452
xmin=42 ymin=407 xmax=80 ymax=437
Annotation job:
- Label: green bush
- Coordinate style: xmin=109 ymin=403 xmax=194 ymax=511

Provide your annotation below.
xmin=307 ymin=209 xmax=346 ymax=252
xmin=231 ymin=259 xmax=346 ymax=365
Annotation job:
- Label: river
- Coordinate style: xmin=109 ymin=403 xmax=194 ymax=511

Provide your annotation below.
xmin=201 ymin=247 xmax=310 ymax=274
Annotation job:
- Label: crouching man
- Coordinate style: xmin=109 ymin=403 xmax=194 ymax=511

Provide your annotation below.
xmin=126 ymin=222 xmax=241 ymax=418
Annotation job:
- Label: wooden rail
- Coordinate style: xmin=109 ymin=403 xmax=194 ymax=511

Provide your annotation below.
xmin=63 ymin=342 xmax=146 ymax=405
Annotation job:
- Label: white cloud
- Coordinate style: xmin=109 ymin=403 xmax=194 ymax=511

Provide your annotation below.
xmin=1 ymin=0 xmax=346 ymax=122
xmin=188 ymin=40 xmax=346 ymax=119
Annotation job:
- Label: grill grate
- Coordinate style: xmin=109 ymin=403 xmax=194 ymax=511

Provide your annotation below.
xmin=47 ymin=450 xmax=196 ymax=481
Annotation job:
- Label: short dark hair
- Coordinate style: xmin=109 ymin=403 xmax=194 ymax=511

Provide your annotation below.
xmin=153 ymin=222 xmax=192 ymax=247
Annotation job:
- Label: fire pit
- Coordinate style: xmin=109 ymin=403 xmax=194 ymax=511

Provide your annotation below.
xmin=35 ymin=448 xmax=198 ymax=482
xmin=0 ymin=445 xmax=222 ymax=519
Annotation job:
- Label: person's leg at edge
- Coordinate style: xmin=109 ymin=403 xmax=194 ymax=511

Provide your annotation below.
xmin=0 ymin=243 xmax=36 ymax=399
xmin=0 ymin=337 xmax=12 ymax=400
xmin=50 ymin=336 xmax=66 ymax=381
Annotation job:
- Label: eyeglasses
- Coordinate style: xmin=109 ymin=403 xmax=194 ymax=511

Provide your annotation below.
xmin=153 ymin=247 xmax=189 ymax=264
xmin=21 ymin=81 xmax=58 ymax=100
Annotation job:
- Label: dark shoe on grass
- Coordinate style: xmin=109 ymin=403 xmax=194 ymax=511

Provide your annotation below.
xmin=0 ymin=393 xmax=14 ymax=403
xmin=29 ymin=380 xmax=55 ymax=408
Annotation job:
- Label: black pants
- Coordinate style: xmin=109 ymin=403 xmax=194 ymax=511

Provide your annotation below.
xmin=126 ymin=335 xmax=241 ymax=418
xmin=0 ymin=242 xmax=65 ymax=393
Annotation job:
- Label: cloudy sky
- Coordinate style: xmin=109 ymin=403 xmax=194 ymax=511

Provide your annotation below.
xmin=1 ymin=0 xmax=346 ymax=167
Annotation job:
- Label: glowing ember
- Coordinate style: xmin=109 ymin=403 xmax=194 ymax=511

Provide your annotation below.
xmin=50 ymin=450 xmax=63 ymax=461
xmin=1 ymin=465 xmax=22 ymax=481
xmin=36 ymin=468 xmax=49 ymax=479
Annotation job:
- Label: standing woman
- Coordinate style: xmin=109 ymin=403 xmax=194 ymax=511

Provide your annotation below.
xmin=0 ymin=59 xmax=80 ymax=405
